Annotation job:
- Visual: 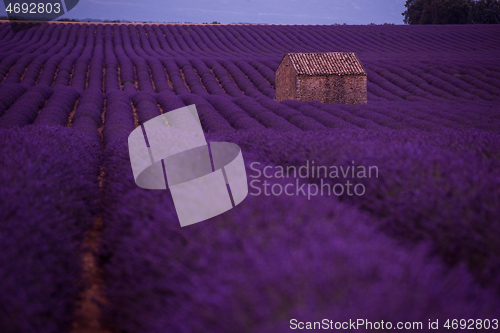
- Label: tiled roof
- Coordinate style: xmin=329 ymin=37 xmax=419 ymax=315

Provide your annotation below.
xmin=285 ymin=52 xmax=366 ymax=76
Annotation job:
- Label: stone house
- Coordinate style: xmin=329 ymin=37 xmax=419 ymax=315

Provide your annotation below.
xmin=275 ymin=52 xmax=367 ymax=105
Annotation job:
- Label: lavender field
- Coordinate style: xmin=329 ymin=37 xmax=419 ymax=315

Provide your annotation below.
xmin=0 ymin=21 xmax=499 ymax=332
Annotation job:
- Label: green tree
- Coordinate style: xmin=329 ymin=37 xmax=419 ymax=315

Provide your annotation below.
xmin=471 ymin=0 xmax=500 ymax=23
xmin=430 ymin=0 xmax=471 ymax=23
xmin=403 ymin=0 xmax=429 ymax=24
xmin=403 ymin=0 xmax=472 ymax=24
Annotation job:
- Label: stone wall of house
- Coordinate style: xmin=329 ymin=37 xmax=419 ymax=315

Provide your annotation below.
xmin=296 ymin=75 xmax=367 ymax=105
xmin=335 ymin=75 xmax=367 ymax=105
xmin=296 ymin=76 xmax=326 ymax=102
xmin=276 ymin=55 xmax=367 ymax=105
xmin=275 ymin=55 xmax=297 ymax=101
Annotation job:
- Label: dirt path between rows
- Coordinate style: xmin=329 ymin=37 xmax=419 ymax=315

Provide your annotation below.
xmin=71 ymin=103 xmax=109 ymax=333
xmin=71 ymin=215 xmax=109 ymax=333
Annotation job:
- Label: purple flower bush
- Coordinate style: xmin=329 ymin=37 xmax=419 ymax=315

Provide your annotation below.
xmin=34 ymin=25 xmax=80 ymax=87
xmin=33 ymin=86 xmax=80 ymax=127
xmin=70 ymin=25 xmax=96 ymax=93
xmin=0 ymin=85 xmax=53 ymax=128
xmin=178 ymin=93 xmax=233 ymax=132
xmin=97 ymin=136 xmax=500 ymax=333
xmin=103 ymin=90 xmax=135 ymax=147
xmin=190 ymin=58 xmax=226 ymax=95
xmin=235 ymin=60 xmax=275 ymax=98
xmin=131 ymin=91 xmax=161 ymax=124
xmin=0 ymin=21 xmax=499 ymax=332
xmin=233 ymin=96 xmax=298 ymax=131
xmin=0 ymin=125 xmax=100 ymax=333
xmin=226 ymin=128 xmax=500 ymax=287
xmin=176 ymin=58 xmax=209 ymax=96
xmin=162 ymin=58 xmax=191 ymax=95
xmin=72 ymin=87 xmax=105 ymax=145
xmin=204 ymin=58 xmax=245 ymax=98
xmin=156 ymin=91 xmax=186 ymax=113
xmin=53 ymin=25 xmax=88 ymax=88
xmin=0 ymin=83 xmax=27 ymax=117
xmin=204 ymin=94 xmax=264 ymax=130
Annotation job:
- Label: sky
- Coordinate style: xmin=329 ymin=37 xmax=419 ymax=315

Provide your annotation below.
xmin=1 ymin=0 xmax=407 ymax=25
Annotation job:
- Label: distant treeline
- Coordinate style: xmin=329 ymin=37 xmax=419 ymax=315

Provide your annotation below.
xmin=403 ymin=0 xmax=500 ymax=24
xmin=0 ymin=18 xmax=397 ymax=25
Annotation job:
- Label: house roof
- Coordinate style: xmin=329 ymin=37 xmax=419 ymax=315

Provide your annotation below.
xmin=283 ymin=52 xmax=366 ymax=76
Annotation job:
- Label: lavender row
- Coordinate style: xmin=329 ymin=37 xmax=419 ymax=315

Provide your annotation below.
xmin=1 ymin=24 xmax=498 ymax=105
xmin=2 ymin=23 xmax=499 ymax=62
xmin=71 ymin=87 xmax=105 ymax=145
xmin=111 ymin=24 xmax=135 ymax=92
xmin=2 ymin=24 xmax=65 ymax=85
xmin=33 ymin=86 xmax=80 ymax=127
xmin=32 ymin=24 xmax=81 ymax=87
xmin=0 ymin=24 xmax=52 ymax=80
xmin=102 ymin=90 xmax=136 ymax=147
xmin=53 ymin=24 xmax=88 ymax=87
xmin=131 ymin=91 xmax=161 ymax=124
xmin=87 ymin=25 xmax=105 ymax=91
xmin=1 ymin=86 xmax=497 ymax=134
xmin=0 ymin=125 xmax=100 ymax=333
xmin=0 ymin=85 xmax=53 ymax=128
xmin=204 ymin=94 xmax=264 ymax=130
xmin=0 ymin=83 xmax=28 ymax=117
xmin=177 ymin=94 xmax=233 ymax=132
xmin=231 ymin=128 xmax=500 ymax=289
xmin=70 ymin=25 xmax=96 ymax=93
xmin=175 ymin=58 xmax=208 ymax=96
xmin=189 ymin=58 xmax=226 ymax=95
xmin=96 ymin=136 xmax=500 ymax=332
